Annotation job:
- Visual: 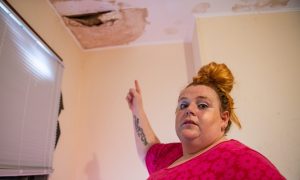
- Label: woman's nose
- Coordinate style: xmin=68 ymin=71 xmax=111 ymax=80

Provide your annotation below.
xmin=185 ymin=103 xmax=196 ymax=116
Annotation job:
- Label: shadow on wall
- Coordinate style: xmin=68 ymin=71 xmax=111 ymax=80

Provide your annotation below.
xmin=85 ymin=153 xmax=101 ymax=180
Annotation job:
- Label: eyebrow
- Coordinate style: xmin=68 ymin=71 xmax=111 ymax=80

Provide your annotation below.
xmin=178 ymin=96 xmax=209 ymax=102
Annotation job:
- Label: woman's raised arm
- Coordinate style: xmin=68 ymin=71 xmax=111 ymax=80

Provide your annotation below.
xmin=126 ymin=80 xmax=160 ymax=162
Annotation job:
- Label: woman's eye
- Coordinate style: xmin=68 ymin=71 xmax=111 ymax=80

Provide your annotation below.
xmin=179 ymin=103 xmax=189 ymax=110
xmin=197 ymin=103 xmax=208 ymax=109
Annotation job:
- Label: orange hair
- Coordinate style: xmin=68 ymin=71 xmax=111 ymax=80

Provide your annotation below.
xmin=187 ymin=62 xmax=241 ymax=133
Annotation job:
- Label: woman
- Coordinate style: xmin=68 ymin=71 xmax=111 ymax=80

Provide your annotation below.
xmin=126 ymin=62 xmax=285 ymax=179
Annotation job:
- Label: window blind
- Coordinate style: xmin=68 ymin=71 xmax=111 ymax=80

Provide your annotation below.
xmin=0 ymin=1 xmax=64 ymax=176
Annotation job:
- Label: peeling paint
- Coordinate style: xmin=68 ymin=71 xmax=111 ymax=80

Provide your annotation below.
xmin=49 ymin=0 xmax=296 ymax=49
xmin=192 ymin=2 xmax=210 ymax=14
xmin=255 ymin=0 xmax=289 ymax=9
xmin=52 ymin=0 xmax=116 ymax=17
xmin=232 ymin=2 xmax=253 ymax=11
xmin=50 ymin=0 xmax=149 ymax=49
xmin=63 ymin=8 xmax=148 ymax=49
xmin=117 ymin=2 xmax=131 ymax=9
xmin=232 ymin=0 xmax=290 ymax=12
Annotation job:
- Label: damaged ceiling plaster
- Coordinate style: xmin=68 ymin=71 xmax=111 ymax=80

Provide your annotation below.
xmin=232 ymin=0 xmax=290 ymax=12
xmin=49 ymin=0 xmax=300 ymax=50
xmin=50 ymin=0 xmax=148 ymax=49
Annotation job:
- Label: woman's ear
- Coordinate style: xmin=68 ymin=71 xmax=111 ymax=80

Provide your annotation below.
xmin=220 ymin=111 xmax=230 ymax=129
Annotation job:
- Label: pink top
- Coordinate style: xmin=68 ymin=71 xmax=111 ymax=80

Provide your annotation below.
xmin=146 ymin=139 xmax=285 ymax=180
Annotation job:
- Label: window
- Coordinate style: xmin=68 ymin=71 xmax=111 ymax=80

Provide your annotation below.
xmin=0 ymin=1 xmax=64 ymax=177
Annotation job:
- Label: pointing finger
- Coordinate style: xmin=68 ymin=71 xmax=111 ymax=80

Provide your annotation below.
xmin=135 ymin=80 xmax=141 ymax=94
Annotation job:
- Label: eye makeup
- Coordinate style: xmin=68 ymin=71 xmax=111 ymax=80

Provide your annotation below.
xmin=177 ymin=98 xmax=210 ymax=111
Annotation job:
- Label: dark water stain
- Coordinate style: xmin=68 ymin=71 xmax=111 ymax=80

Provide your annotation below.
xmin=254 ymin=0 xmax=289 ymax=9
xmin=192 ymin=2 xmax=211 ymax=14
xmin=232 ymin=0 xmax=290 ymax=12
xmin=51 ymin=0 xmax=149 ymax=49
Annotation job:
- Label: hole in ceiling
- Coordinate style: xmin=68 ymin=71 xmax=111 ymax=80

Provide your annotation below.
xmin=65 ymin=10 xmax=121 ymax=27
xmin=51 ymin=0 xmax=149 ymax=49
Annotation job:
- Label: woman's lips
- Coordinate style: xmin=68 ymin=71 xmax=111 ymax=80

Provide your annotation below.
xmin=182 ymin=120 xmax=198 ymax=126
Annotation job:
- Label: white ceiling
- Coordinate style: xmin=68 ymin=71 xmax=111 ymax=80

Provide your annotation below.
xmin=50 ymin=0 xmax=300 ymax=50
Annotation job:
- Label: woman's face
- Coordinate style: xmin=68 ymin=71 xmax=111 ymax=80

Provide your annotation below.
xmin=175 ymin=85 xmax=229 ymax=145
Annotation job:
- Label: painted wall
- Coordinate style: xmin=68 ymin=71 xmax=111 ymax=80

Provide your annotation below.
xmin=7 ymin=1 xmax=86 ymax=180
xmin=195 ymin=11 xmax=300 ymax=179
xmin=7 ymin=1 xmax=189 ymax=179
xmin=6 ymin=0 xmax=300 ymax=179
xmin=79 ymin=43 xmax=188 ymax=179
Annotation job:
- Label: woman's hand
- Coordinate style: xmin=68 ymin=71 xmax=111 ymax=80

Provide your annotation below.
xmin=126 ymin=80 xmax=144 ymax=115
xmin=126 ymin=80 xmax=160 ymax=162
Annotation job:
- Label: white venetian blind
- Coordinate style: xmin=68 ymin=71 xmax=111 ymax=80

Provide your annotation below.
xmin=0 ymin=1 xmax=64 ymax=176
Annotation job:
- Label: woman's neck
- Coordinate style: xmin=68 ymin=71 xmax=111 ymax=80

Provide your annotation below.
xmin=181 ymin=135 xmax=227 ymax=158
xmin=168 ymin=135 xmax=227 ymax=169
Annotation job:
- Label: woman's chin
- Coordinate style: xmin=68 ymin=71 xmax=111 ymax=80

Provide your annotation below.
xmin=179 ymin=129 xmax=200 ymax=140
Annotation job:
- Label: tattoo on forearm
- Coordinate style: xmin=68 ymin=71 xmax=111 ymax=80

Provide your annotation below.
xmin=134 ymin=116 xmax=148 ymax=146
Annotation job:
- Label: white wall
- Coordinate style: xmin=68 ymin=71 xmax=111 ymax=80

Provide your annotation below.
xmin=7 ymin=0 xmax=300 ymax=179
xmin=78 ymin=43 xmax=188 ymax=179
xmin=8 ymin=1 xmax=190 ymax=179
xmin=195 ymin=11 xmax=300 ymax=179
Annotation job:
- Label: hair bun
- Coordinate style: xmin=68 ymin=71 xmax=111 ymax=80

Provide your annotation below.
xmin=193 ymin=62 xmax=234 ymax=93
xmin=189 ymin=61 xmax=241 ymax=131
